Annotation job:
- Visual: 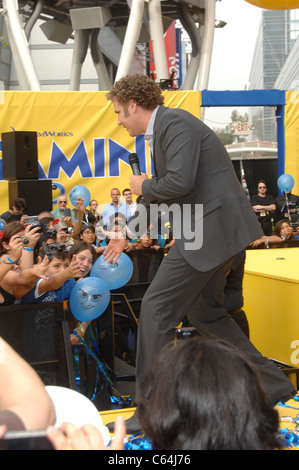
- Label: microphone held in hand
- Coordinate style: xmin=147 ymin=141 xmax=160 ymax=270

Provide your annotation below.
xmin=129 ymin=153 xmax=141 ymax=175
xmin=128 ymin=152 xmax=145 ymax=210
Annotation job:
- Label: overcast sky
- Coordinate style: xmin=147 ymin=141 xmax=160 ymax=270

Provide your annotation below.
xmin=203 ymin=0 xmax=263 ymax=129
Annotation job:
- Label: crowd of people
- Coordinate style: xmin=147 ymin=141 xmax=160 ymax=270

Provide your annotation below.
xmin=1 ymin=177 xmax=293 ymax=313
xmin=0 ymin=187 xmax=175 ymax=346
xmin=0 ymin=179 xmax=296 ymax=314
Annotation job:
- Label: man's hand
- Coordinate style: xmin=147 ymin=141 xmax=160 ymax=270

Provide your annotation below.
xmin=129 ymin=174 xmax=148 ymax=196
xmin=103 ymin=238 xmax=127 ymax=264
xmin=32 ymin=255 xmax=50 ymax=279
xmin=24 ymin=225 xmax=42 ymax=248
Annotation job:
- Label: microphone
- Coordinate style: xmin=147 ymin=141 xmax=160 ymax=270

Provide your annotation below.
xmin=129 ymin=153 xmax=141 ymax=175
xmin=128 ymin=152 xmax=145 ymax=209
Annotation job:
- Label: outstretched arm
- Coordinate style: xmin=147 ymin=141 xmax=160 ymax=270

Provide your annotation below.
xmin=0 ymin=338 xmax=56 ymax=431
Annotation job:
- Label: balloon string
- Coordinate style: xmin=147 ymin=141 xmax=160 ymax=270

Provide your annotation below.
xmin=72 ymin=329 xmax=131 ymax=407
xmin=86 ymin=324 xmax=110 ymax=401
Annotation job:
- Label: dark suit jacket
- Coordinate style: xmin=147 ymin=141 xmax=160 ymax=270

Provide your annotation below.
xmin=142 ymin=106 xmax=263 ymax=272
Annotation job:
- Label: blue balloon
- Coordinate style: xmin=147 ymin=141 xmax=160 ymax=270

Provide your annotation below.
xmin=90 ymin=253 xmax=133 ymax=290
xmin=69 ymin=185 xmax=91 ymax=208
xmin=277 ymin=174 xmax=295 ymax=193
xmin=69 ymin=277 xmax=110 ymax=322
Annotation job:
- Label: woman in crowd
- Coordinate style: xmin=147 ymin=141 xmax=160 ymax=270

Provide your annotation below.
xmin=79 ymin=224 xmax=104 ymax=256
xmin=273 ymin=219 xmax=299 ymax=241
xmin=250 ymin=218 xmax=299 ymax=248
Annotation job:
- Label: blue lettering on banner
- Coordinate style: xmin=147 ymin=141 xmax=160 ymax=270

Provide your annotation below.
xmin=52 ymin=182 xmax=66 ymax=204
xmin=0 ymin=135 xmax=150 ymax=181
xmin=94 ymin=138 xmax=105 ymax=177
xmin=109 ymin=139 xmax=130 ymax=176
xmin=48 ymin=140 xmax=93 ymax=179
xmin=108 ymin=136 xmax=147 ymax=177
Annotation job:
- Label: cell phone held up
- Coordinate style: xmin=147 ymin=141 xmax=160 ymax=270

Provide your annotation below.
xmin=26 ymin=215 xmax=43 ymax=233
xmin=26 ymin=215 xmax=39 ymax=226
xmin=63 ymin=208 xmax=71 ymax=218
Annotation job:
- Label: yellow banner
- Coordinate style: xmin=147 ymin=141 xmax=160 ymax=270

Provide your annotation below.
xmin=284 ymin=91 xmax=299 ymax=195
xmin=0 ymin=90 xmax=201 ymax=214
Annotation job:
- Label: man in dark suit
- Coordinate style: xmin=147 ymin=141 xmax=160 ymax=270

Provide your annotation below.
xmin=105 ymin=74 xmax=295 ymax=412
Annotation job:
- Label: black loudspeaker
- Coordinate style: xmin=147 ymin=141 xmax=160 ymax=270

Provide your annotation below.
xmin=2 ymin=131 xmax=39 ymax=180
xmin=9 ymin=179 xmax=53 ymax=215
xmin=0 ymin=302 xmax=76 ymax=389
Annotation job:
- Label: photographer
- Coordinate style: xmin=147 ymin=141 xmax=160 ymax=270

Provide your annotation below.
xmin=38 ymin=216 xmax=75 ymax=246
xmin=0 ymin=222 xmax=49 ymax=305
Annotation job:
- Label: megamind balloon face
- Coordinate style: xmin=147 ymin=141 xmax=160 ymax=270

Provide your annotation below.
xmin=90 ymin=253 xmax=133 ymax=290
xmin=70 ymin=277 xmax=110 ymax=321
xmin=78 ymin=287 xmax=102 ymax=310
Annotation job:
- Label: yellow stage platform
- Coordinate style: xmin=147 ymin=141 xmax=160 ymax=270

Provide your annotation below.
xmin=244 ymin=247 xmax=299 ymax=380
xmin=100 ymin=407 xmax=136 ymax=428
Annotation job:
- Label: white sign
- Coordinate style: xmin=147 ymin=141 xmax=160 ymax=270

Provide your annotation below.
xmin=231 ymin=121 xmax=251 ymax=135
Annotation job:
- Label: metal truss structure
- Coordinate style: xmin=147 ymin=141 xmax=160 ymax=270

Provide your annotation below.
xmin=0 ymin=0 xmax=217 ymax=91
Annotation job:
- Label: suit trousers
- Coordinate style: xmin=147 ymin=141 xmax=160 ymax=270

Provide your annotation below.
xmin=136 ymin=243 xmax=295 ymax=406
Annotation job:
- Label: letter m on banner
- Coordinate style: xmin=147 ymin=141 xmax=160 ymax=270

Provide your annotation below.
xmin=48 ymin=140 xmax=92 ymax=179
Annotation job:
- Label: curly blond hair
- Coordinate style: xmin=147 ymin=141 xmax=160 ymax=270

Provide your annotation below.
xmin=106 ymin=73 xmax=164 ymax=110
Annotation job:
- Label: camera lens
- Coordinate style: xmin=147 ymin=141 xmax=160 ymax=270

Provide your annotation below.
xmin=22 ymin=236 xmax=29 ymax=247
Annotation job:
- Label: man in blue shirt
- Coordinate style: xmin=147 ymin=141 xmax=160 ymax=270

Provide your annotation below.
xmin=101 ymin=188 xmax=131 ymax=229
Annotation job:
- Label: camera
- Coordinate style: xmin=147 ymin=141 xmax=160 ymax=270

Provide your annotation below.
xmin=45 ymin=228 xmax=57 ymax=240
xmin=21 ymin=236 xmax=29 ymax=247
xmin=42 ymin=242 xmax=67 ymax=261
xmin=61 ymin=227 xmax=75 ymax=234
